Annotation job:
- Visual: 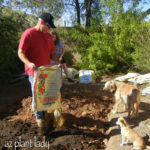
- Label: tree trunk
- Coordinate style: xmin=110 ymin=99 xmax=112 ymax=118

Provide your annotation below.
xmin=85 ymin=0 xmax=93 ymax=27
xmin=75 ymin=0 xmax=81 ymax=25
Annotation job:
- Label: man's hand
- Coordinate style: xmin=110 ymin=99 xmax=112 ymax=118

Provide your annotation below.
xmin=18 ymin=49 xmax=37 ymax=70
xmin=27 ymin=62 xmax=37 ymax=70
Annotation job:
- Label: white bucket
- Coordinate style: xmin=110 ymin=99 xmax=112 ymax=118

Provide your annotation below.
xmin=79 ymin=70 xmax=95 ymax=83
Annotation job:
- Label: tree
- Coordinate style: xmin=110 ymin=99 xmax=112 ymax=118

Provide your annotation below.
xmin=83 ymin=0 xmax=150 ymax=74
xmin=132 ymin=24 xmax=150 ymax=73
xmin=75 ymin=0 xmax=81 ymax=25
xmin=1 ymin=0 xmax=65 ymax=17
xmin=65 ymin=0 xmax=102 ymax=26
xmin=85 ymin=0 xmax=93 ymax=26
xmin=64 ymin=0 xmax=82 ymax=25
xmin=141 ymin=8 xmax=150 ymax=20
xmin=0 ymin=6 xmax=34 ymax=83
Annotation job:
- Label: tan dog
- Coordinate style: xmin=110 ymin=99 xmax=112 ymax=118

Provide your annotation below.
xmin=103 ymin=80 xmax=140 ymax=118
xmin=116 ymin=117 xmax=150 ymax=150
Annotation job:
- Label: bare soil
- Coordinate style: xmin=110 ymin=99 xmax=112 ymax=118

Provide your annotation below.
xmin=0 ymin=77 xmax=113 ymax=150
xmin=1 ymin=74 xmax=149 ymax=150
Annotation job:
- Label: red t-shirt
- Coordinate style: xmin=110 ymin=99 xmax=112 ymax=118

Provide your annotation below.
xmin=19 ymin=27 xmax=56 ymax=76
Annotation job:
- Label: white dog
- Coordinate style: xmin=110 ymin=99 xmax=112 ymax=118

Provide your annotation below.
xmin=116 ymin=117 xmax=150 ymax=150
xmin=103 ymin=80 xmax=140 ymax=118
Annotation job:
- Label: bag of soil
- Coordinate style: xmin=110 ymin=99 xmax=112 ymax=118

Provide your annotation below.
xmin=32 ymin=65 xmax=62 ymax=112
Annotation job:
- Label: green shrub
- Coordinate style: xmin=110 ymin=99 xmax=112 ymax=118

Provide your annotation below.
xmin=0 ymin=7 xmax=36 ymax=84
xmin=64 ymin=51 xmax=75 ymax=67
xmin=132 ymin=22 xmax=150 ymax=73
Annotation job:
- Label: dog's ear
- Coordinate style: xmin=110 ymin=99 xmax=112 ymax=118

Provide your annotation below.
xmin=110 ymin=80 xmax=117 ymax=92
xmin=104 ymin=81 xmax=111 ymax=90
xmin=120 ymin=118 xmax=127 ymax=127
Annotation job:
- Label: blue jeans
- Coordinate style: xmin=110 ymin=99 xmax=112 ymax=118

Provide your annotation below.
xmin=28 ymin=75 xmax=45 ymax=119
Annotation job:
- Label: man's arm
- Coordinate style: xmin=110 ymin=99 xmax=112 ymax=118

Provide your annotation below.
xmin=18 ymin=48 xmax=37 ymax=70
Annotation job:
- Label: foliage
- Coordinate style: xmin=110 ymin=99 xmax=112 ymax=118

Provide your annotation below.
xmin=86 ymin=0 xmax=145 ymax=74
xmin=64 ymin=0 xmax=102 ymax=26
xmin=58 ymin=0 xmax=150 ymax=75
xmin=132 ymin=22 xmax=150 ymax=73
xmin=64 ymin=51 xmax=75 ymax=67
xmin=0 ymin=6 xmax=36 ymax=83
xmin=1 ymin=0 xmax=65 ymax=18
xmin=0 ymin=0 xmax=150 ymax=85
xmin=57 ymin=26 xmax=93 ymax=68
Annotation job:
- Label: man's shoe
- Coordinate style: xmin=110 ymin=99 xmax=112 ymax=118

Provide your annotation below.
xmin=36 ymin=119 xmax=47 ymax=136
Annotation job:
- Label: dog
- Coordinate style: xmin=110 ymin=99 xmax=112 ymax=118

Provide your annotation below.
xmin=103 ymin=80 xmax=140 ymax=118
xmin=116 ymin=117 xmax=150 ymax=150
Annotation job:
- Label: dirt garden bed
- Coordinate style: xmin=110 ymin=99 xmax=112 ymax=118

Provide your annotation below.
xmin=1 ymin=74 xmax=149 ymax=150
xmin=0 ymin=77 xmax=114 ymax=150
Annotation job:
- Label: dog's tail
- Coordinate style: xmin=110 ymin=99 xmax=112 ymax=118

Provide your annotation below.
xmin=146 ymin=145 xmax=150 ymax=149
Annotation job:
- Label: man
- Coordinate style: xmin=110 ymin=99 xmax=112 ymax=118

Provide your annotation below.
xmin=18 ymin=13 xmax=58 ymax=135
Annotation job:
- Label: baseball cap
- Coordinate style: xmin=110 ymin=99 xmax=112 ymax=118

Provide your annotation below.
xmin=39 ymin=13 xmax=56 ymax=28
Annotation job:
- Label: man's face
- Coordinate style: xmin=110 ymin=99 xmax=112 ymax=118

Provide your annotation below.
xmin=40 ymin=21 xmax=51 ymax=32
